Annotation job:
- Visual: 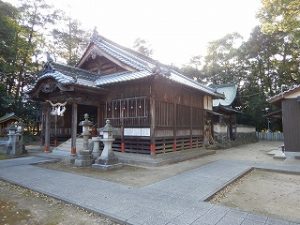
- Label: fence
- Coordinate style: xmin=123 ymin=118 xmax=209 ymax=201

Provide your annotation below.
xmin=256 ymin=132 xmax=284 ymax=141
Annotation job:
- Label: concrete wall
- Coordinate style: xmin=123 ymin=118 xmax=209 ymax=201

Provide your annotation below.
xmin=236 ymin=125 xmax=256 ymax=133
xmin=213 ymin=123 xmax=257 ymax=148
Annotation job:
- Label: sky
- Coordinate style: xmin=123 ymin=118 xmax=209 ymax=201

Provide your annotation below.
xmin=7 ymin=0 xmax=262 ymax=67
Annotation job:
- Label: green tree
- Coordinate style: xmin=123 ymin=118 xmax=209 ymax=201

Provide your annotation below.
xmin=258 ymin=0 xmax=300 ymax=35
xmin=0 ymin=0 xmax=21 ymax=93
xmin=0 ymin=84 xmax=14 ymax=116
xmin=257 ymin=0 xmax=300 ymax=92
xmin=13 ymin=0 xmax=60 ymax=101
xmin=51 ymin=18 xmax=89 ymax=66
xmin=202 ymin=33 xmax=245 ymax=85
xmin=0 ymin=0 xmax=59 ymax=132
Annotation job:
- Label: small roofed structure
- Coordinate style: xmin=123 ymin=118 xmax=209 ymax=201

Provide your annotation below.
xmin=212 ymin=84 xmax=239 ymax=141
xmin=268 ymin=85 xmax=300 ymax=154
xmin=0 ymin=113 xmax=21 ymax=136
xmin=207 ymin=84 xmax=256 ymax=146
xmin=28 ymin=31 xmax=224 ymax=156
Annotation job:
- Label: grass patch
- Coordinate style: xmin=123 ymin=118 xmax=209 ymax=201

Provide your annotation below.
xmin=0 ymin=153 xmax=8 ymax=160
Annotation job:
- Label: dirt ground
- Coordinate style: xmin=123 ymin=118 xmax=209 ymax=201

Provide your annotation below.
xmin=38 ymin=141 xmax=294 ymax=187
xmin=210 ymin=169 xmax=300 ymax=222
xmin=0 ymin=180 xmax=119 ymax=225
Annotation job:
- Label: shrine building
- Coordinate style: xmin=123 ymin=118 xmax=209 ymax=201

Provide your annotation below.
xmin=28 ymin=32 xmax=223 ymax=156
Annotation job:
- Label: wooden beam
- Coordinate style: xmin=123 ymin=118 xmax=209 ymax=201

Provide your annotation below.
xmin=71 ymin=103 xmax=78 ymax=156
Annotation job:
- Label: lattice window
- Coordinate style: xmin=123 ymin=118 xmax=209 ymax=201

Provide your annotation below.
xmin=112 ymin=100 xmax=120 ymax=118
xmin=106 ymin=97 xmax=148 ymax=119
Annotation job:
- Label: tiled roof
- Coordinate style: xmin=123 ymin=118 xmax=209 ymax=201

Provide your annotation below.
xmin=212 ymin=84 xmax=237 ymax=107
xmin=268 ymin=84 xmax=300 ymax=103
xmin=36 ymin=71 xmax=75 ymax=85
xmin=90 ymin=33 xmax=223 ymax=98
xmin=168 ymin=70 xmax=218 ymax=96
xmin=95 ymin=70 xmax=151 ymax=86
xmin=30 ymin=33 xmax=224 ymax=98
xmin=0 ymin=113 xmax=20 ymax=123
xmin=50 ymin=62 xmax=100 ymax=81
xmin=32 ymin=62 xmax=103 ymax=88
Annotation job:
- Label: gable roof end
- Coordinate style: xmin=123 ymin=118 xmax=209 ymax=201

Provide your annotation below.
xmin=85 ymin=33 xmax=223 ymax=98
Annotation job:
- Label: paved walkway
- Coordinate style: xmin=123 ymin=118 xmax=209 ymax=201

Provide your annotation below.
xmin=0 ymin=156 xmax=299 ymax=225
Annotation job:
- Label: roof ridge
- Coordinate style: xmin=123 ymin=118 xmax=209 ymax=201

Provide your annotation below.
xmin=91 ymin=33 xmax=157 ymax=66
xmin=92 ymin=38 xmax=153 ymax=71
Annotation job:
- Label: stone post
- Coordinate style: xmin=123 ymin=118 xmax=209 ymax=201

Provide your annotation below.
xmin=74 ymin=113 xmax=93 ymax=167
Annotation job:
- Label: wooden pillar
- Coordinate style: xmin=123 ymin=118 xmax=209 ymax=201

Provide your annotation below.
xmin=44 ymin=105 xmax=50 ymax=153
xmin=71 ymin=103 xmax=78 ymax=156
xmin=190 ymin=106 xmax=193 ymax=149
xmin=173 ymin=103 xmax=177 ymax=151
xmin=150 ymin=97 xmax=156 ymax=155
xmin=97 ymin=105 xmax=101 ymax=128
xmin=40 ymin=104 xmax=46 ymax=147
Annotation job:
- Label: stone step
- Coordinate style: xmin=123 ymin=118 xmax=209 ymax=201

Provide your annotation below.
xmin=54 ymin=138 xmax=88 ymax=152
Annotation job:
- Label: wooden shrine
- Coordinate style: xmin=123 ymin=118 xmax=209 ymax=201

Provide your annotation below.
xmin=28 ymin=32 xmax=223 ymax=155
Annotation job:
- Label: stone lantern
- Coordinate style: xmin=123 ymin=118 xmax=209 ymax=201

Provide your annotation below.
xmin=92 ymin=120 xmax=121 ymax=170
xmin=6 ymin=122 xmax=22 ymax=155
xmin=16 ymin=121 xmax=25 ymax=153
xmin=74 ymin=113 xmax=93 ymax=167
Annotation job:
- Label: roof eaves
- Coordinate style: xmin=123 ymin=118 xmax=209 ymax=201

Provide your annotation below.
xmin=268 ymin=84 xmax=300 ymax=103
xmin=169 ymin=70 xmax=224 ymax=98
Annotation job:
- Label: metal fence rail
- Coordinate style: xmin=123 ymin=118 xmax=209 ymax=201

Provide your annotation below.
xmin=256 ymin=132 xmax=284 ymax=141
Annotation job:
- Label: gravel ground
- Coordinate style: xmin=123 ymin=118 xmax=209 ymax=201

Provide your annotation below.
xmin=210 ymin=169 xmax=300 ymax=223
xmin=0 ymin=180 xmax=120 ymax=225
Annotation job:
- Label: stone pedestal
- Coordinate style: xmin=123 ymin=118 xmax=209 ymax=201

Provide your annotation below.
xmin=74 ymin=113 xmax=93 ymax=167
xmin=74 ymin=150 xmax=92 ymax=167
xmin=67 ymin=154 xmax=77 ymax=164
xmin=93 ymin=138 xmax=122 ymax=170
xmin=91 ymin=137 xmax=101 ymax=159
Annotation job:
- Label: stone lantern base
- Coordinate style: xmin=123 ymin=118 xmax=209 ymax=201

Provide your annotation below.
xmin=74 ymin=150 xmax=92 ymax=167
xmin=92 ymin=163 xmax=122 ymax=170
xmin=92 ymin=151 xmax=122 ymax=170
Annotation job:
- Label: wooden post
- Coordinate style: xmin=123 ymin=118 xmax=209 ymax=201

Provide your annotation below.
xmin=190 ymin=105 xmax=193 ymax=149
xmin=97 ymin=105 xmax=101 ymax=128
xmin=44 ymin=105 xmax=50 ymax=153
xmin=71 ymin=103 xmax=78 ymax=156
xmin=121 ymin=109 xmax=125 ymax=153
xmin=40 ymin=103 xmax=46 ymax=147
xmin=173 ymin=103 xmax=177 ymax=151
xmin=150 ymin=97 xmax=156 ymax=155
